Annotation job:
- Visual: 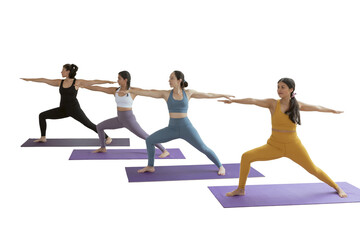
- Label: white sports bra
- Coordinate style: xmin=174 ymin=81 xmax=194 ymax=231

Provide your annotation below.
xmin=115 ymin=88 xmax=133 ymax=108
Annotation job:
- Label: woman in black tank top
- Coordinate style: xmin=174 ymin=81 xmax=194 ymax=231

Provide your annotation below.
xmin=21 ymin=63 xmax=115 ymax=143
xmin=59 ymin=78 xmax=79 ymax=107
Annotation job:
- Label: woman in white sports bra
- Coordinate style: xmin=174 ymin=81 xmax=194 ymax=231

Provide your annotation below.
xmin=82 ymin=71 xmax=169 ymax=157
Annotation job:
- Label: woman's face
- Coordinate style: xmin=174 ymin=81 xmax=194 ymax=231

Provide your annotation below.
xmin=277 ymin=81 xmax=293 ymax=99
xmin=168 ymin=72 xmax=181 ymax=88
xmin=118 ymin=74 xmax=127 ymax=87
xmin=61 ymin=68 xmax=70 ymax=78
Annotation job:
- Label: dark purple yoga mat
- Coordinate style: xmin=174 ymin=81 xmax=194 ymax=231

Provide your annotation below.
xmin=69 ymin=148 xmax=185 ymax=160
xmin=208 ymin=182 xmax=360 ymax=208
xmin=126 ymin=163 xmax=264 ymax=182
xmin=21 ymin=138 xmax=130 ymax=147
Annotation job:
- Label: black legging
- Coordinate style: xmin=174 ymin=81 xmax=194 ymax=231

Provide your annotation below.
xmin=39 ymin=105 xmax=109 ymax=138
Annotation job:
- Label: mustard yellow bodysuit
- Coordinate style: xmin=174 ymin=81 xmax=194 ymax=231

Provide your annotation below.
xmin=238 ymin=100 xmax=338 ymax=190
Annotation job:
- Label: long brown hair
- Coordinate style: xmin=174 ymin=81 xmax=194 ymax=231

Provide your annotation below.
xmin=278 ymin=78 xmax=301 ymax=125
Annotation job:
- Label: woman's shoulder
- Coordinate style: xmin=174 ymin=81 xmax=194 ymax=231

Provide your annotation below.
xmin=266 ymin=98 xmax=278 ymax=108
xmin=263 ymin=98 xmax=277 ymax=104
xmin=184 ymin=88 xmax=196 ymax=95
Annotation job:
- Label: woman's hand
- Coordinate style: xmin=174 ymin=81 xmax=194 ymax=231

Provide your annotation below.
xmin=222 ymin=94 xmax=235 ymax=100
xmin=218 ymin=99 xmax=233 ymax=104
xmin=332 ymin=110 xmax=344 ymax=114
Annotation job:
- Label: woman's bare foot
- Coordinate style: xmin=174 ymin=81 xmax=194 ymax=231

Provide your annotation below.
xmin=34 ymin=136 xmax=47 ymax=143
xmin=226 ymin=188 xmax=245 ymax=197
xmin=137 ymin=166 xmax=155 ymax=173
xmin=92 ymin=147 xmax=107 ymax=153
xmin=105 ymin=137 xmax=112 ymax=145
xmin=159 ymin=150 xmax=170 ymax=158
xmin=218 ymin=166 xmax=226 ymax=176
xmin=336 ymin=186 xmax=348 ymax=198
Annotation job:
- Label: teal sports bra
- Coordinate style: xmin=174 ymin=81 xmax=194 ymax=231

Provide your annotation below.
xmin=167 ymin=89 xmax=188 ymax=113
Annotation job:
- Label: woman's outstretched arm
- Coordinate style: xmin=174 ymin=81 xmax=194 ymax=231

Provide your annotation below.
xmin=77 ymin=79 xmax=116 ymax=87
xmin=81 ymin=85 xmax=118 ymax=95
xmin=187 ymin=89 xmax=234 ymax=100
xmin=21 ymin=78 xmax=61 ymax=87
xmin=299 ymin=101 xmax=343 ymax=114
xmin=218 ymin=98 xmax=275 ymax=109
xmin=128 ymin=87 xmax=168 ymax=99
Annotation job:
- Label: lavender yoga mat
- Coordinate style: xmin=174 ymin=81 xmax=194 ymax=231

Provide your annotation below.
xmin=126 ymin=163 xmax=264 ymax=182
xmin=208 ymin=182 xmax=360 ymax=208
xmin=69 ymin=148 xmax=185 ymax=160
xmin=21 ymin=138 xmax=130 ymax=147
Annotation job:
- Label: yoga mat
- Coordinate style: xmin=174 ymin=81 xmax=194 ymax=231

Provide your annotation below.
xmin=21 ymin=138 xmax=130 ymax=147
xmin=69 ymin=148 xmax=185 ymax=160
xmin=126 ymin=163 xmax=264 ymax=182
xmin=208 ymin=182 xmax=360 ymax=208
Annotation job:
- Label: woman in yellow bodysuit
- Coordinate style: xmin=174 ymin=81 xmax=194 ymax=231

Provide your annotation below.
xmin=219 ymin=78 xmax=347 ymax=198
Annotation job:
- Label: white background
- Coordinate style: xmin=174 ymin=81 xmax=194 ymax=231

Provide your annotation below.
xmin=1 ymin=0 xmax=360 ymax=239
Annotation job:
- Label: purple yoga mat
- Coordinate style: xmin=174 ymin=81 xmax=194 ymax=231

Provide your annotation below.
xmin=208 ymin=182 xmax=360 ymax=208
xmin=126 ymin=163 xmax=264 ymax=182
xmin=21 ymin=138 xmax=130 ymax=147
xmin=69 ymin=148 xmax=185 ymax=160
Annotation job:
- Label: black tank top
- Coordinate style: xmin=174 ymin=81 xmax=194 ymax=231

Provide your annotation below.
xmin=60 ymin=79 xmax=79 ymax=107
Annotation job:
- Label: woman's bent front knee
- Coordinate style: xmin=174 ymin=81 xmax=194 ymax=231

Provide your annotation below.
xmin=241 ymin=152 xmax=253 ymax=164
xmin=146 ymin=136 xmax=155 ymax=145
xmin=39 ymin=112 xmax=46 ymax=120
xmin=96 ymin=124 xmax=103 ymax=132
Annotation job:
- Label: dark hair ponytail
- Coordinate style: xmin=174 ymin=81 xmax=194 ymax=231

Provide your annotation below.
xmin=278 ymin=78 xmax=301 ymax=125
xmin=63 ymin=63 xmax=78 ymax=79
xmin=119 ymin=70 xmax=131 ymax=90
xmin=174 ymin=70 xmax=188 ymax=89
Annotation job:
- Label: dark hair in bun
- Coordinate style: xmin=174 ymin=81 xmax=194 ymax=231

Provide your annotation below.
xmin=174 ymin=70 xmax=188 ymax=89
xmin=63 ymin=63 xmax=78 ymax=79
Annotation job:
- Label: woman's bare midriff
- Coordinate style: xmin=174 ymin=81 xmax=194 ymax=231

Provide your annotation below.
xmin=117 ymin=107 xmax=132 ymax=111
xmin=170 ymin=113 xmax=187 ymax=118
xmin=272 ymin=128 xmax=296 ymax=133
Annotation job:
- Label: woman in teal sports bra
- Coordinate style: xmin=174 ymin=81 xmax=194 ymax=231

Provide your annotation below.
xmin=127 ymin=71 xmax=234 ymax=175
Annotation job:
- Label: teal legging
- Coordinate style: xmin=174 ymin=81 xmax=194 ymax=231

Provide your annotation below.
xmin=146 ymin=117 xmax=222 ymax=168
